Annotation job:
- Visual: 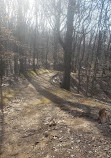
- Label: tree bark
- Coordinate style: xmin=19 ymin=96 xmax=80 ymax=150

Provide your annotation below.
xmin=61 ymin=0 xmax=75 ymax=90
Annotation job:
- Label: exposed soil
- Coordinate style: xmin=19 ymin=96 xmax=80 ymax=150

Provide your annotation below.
xmin=0 ymin=70 xmax=111 ymax=158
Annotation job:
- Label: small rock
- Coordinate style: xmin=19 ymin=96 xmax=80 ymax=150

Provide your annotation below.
xmin=49 ymin=120 xmax=56 ymax=127
xmin=76 ymin=140 xmax=81 ymax=143
xmin=92 ymin=137 xmax=95 ymax=140
xmin=88 ymin=151 xmax=93 ymax=154
xmin=104 ymin=147 xmax=109 ymax=151
xmin=71 ymin=155 xmax=75 ymax=158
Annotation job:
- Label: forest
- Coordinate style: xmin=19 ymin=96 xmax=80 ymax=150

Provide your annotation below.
xmin=0 ymin=0 xmax=111 ymax=158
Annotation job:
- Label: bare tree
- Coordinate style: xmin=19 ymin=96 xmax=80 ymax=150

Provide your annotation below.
xmin=60 ymin=0 xmax=75 ymax=90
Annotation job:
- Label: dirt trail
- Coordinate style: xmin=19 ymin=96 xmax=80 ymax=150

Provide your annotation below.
xmin=0 ymin=71 xmax=111 ymax=158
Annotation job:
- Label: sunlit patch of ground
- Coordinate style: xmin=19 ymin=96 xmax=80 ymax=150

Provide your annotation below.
xmin=0 ymin=88 xmax=15 ymax=105
xmin=36 ymin=69 xmax=50 ymax=75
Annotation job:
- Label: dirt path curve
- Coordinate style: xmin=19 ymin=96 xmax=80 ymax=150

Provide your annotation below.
xmin=1 ymin=71 xmax=111 ymax=158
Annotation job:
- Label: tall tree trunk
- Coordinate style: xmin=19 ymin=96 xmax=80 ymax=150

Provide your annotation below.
xmin=46 ymin=36 xmax=49 ymax=69
xmin=14 ymin=55 xmax=19 ymax=75
xmin=61 ymin=0 xmax=75 ymax=90
xmin=53 ymin=32 xmax=58 ymax=70
xmin=32 ymin=55 xmax=36 ymax=73
xmin=53 ymin=0 xmax=61 ymax=70
xmin=78 ymin=34 xmax=85 ymax=93
xmin=0 ymin=56 xmax=3 ymax=108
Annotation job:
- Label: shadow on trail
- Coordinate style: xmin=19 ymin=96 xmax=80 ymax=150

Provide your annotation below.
xmin=24 ymin=73 xmax=111 ymax=138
